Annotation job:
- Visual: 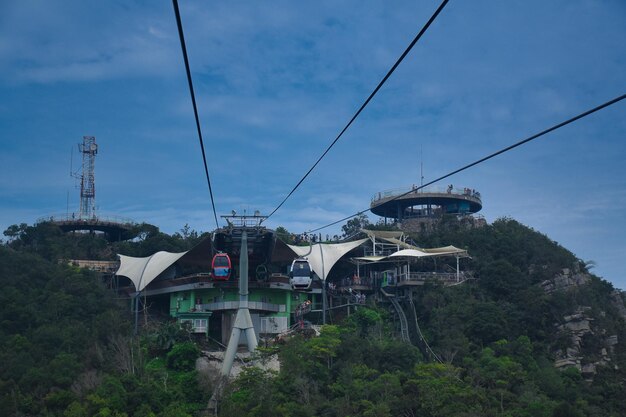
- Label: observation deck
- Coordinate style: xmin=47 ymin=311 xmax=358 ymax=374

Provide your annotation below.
xmin=40 ymin=214 xmax=138 ymax=241
xmin=370 ymin=185 xmax=482 ymax=220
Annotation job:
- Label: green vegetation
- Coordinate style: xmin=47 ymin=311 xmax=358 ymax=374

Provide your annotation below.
xmin=2 ymin=221 xmax=208 ymax=262
xmin=0 ymin=223 xmax=209 ymax=417
xmin=341 ymin=214 xmax=396 ymax=238
xmin=221 ymin=218 xmax=626 ymax=417
xmin=1 ymin=218 xmax=625 ymax=416
xmin=220 ymin=313 xmax=625 ymax=417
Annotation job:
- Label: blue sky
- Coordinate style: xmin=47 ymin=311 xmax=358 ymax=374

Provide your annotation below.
xmin=1 ymin=1 xmax=625 ymax=288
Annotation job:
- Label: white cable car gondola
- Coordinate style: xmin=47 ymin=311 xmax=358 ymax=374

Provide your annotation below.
xmin=289 ymin=257 xmax=312 ymax=290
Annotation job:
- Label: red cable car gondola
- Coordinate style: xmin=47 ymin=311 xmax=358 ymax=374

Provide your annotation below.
xmin=211 ymin=253 xmax=231 ymax=280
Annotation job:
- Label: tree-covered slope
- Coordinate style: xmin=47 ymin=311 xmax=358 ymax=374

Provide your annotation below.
xmin=0 ymin=245 xmax=131 ymax=415
xmin=1 ymin=218 xmax=624 ymax=417
xmin=0 ymin=233 xmax=209 ymax=417
xmin=220 ymin=218 xmax=626 ymax=417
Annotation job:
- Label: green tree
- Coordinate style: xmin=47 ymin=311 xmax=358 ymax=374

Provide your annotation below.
xmin=341 ymin=214 xmax=371 ymax=238
xmin=308 ymin=325 xmax=341 ymax=370
xmin=221 ymin=367 xmax=279 ymax=417
xmin=3 ymin=223 xmax=28 ymax=242
xmin=166 ymin=342 xmax=200 ymax=372
xmin=275 ymin=226 xmax=294 ymax=244
xmin=410 ymin=363 xmax=483 ymax=417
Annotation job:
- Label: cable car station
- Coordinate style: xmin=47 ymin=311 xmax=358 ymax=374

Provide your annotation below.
xmin=114 ymin=213 xmax=473 ymax=353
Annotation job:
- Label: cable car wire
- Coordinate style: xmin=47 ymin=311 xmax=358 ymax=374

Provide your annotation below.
xmin=265 ymin=0 xmax=450 ymax=221
xmin=172 ymin=0 xmax=219 ymax=229
xmin=305 ymin=92 xmax=626 ymax=233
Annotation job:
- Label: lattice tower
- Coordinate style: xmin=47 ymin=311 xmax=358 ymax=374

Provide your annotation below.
xmin=77 ymin=136 xmax=98 ymax=219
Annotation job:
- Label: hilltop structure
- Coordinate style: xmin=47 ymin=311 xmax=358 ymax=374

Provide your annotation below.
xmin=370 ymin=185 xmax=486 ymax=234
xmin=44 ymin=136 xmax=138 ymax=241
xmin=114 ymin=220 xmax=471 ymax=360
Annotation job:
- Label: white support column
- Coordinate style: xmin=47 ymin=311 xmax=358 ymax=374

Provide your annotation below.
xmin=320 ymin=244 xmax=326 ymax=324
xmin=407 ymin=261 xmax=410 ymax=282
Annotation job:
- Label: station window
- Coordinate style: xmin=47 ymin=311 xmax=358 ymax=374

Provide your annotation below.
xmin=194 ymin=319 xmax=207 ymax=329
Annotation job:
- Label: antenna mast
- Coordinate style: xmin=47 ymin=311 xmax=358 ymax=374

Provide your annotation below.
xmin=420 ymin=144 xmax=424 ymax=188
xmin=75 ymin=136 xmax=98 ymax=219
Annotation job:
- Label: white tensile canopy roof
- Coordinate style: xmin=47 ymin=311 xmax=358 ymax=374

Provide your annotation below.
xmin=360 ymin=229 xmax=418 ymax=250
xmin=351 ymin=245 xmax=468 ymax=263
xmin=286 ymin=239 xmax=368 ymax=281
xmin=116 ymin=251 xmax=188 ymax=292
xmin=387 ymin=246 xmax=468 ymax=259
xmin=351 ymin=256 xmax=387 ymax=262
xmin=360 ymin=229 xmax=404 ymax=239
xmin=115 ymin=237 xmax=468 ymax=290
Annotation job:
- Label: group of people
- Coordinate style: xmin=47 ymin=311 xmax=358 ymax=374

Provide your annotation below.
xmin=462 ymin=188 xmax=480 ymax=198
xmin=338 ymin=274 xmax=370 ymax=287
xmin=354 ymin=292 xmax=366 ymax=304
xmin=446 ymin=184 xmax=480 ymax=198
xmin=293 ymin=233 xmax=340 ymax=244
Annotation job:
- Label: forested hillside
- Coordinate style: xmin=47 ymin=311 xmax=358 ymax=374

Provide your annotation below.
xmin=219 ymin=219 xmax=626 ymax=417
xmin=1 ymin=219 xmax=625 ymax=416
xmin=0 ymin=224 xmax=209 ymax=417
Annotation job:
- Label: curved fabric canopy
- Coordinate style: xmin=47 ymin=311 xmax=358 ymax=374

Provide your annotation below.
xmin=421 ymin=245 xmax=467 ymax=255
xmin=387 ymin=246 xmax=468 ymax=259
xmin=361 ymin=229 xmax=404 ymax=239
xmin=116 ymin=251 xmax=188 ymax=292
xmin=361 ymin=229 xmax=417 ymax=250
xmin=286 ymin=239 xmax=368 ymax=281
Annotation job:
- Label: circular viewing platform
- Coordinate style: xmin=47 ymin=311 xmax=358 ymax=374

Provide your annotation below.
xmin=370 ymin=186 xmax=482 ymax=220
xmin=39 ymin=214 xmax=139 ymax=241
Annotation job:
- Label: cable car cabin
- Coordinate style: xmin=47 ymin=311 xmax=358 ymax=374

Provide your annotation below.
xmin=211 ymin=253 xmax=231 ymax=281
xmin=289 ymin=258 xmax=312 ymax=290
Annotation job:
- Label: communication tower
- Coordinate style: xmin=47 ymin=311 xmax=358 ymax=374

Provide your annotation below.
xmin=41 ymin=135 xmax=137 ymax=241
xmin=73 ymin=136 xmax=98 ymax=219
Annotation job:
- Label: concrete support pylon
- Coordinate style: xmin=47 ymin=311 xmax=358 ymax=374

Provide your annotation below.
xmin=220 ymin=229 xmax=257 ymax=377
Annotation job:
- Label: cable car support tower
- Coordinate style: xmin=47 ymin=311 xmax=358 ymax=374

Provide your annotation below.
xmin=210 ymin=213 xmax=267 ymax=413
xmin=220 ymin=227 xmax=258 ymax=376
xmin=218 ymin=213 xmax=270 ymax=377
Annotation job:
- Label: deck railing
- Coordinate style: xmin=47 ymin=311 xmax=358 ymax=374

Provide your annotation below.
xmin=38 ymin=213 xmax=136 ymax=226
xmin=333 ymin=271 xmax=472 ymax=290
xmin=398 ymin=271 xmax=467 ymax=283
xmin=372 ymin=185 xmax=481 ymax=203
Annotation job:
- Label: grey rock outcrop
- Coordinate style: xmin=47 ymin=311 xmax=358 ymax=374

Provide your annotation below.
xmin=553 ymin=306 xmax=617 ymax=378
xmin=554 ymin=307 xmax=593 ymax=371
xmin=540 ymin=267 xmax=590 ymax=294
xmin=610 ymin=290 xmax=626 ymax=319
